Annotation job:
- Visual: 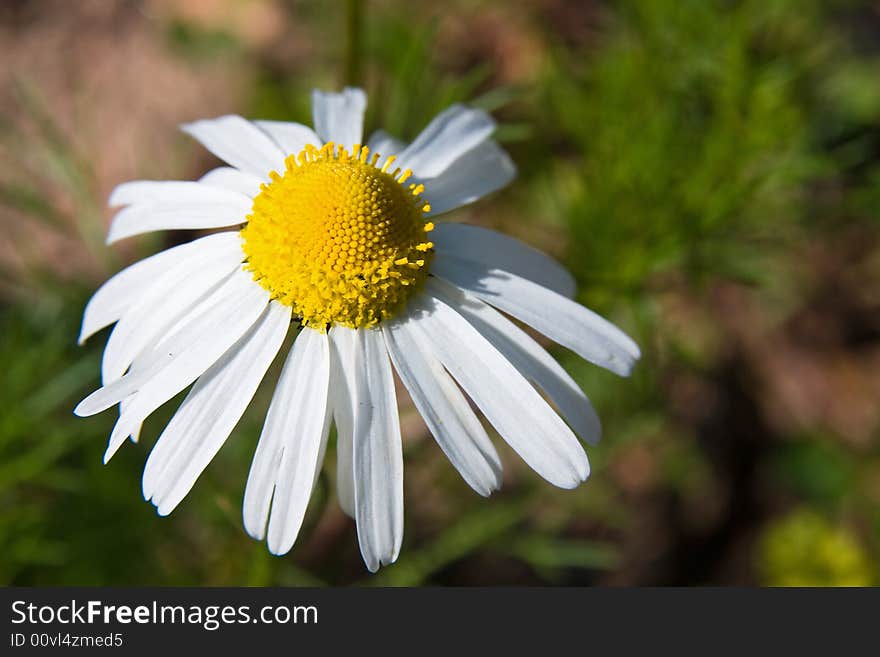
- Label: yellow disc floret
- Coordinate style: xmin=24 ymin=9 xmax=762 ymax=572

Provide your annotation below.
xmin=241 ymin=142 xmax=434 ymax=329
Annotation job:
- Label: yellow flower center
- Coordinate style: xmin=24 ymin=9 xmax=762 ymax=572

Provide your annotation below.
xmin=241 ymin=142 xmax=435 ymax=329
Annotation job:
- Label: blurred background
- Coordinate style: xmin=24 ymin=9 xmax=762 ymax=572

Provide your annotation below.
xmin=2 ymin=0 xmax=879 ymax=586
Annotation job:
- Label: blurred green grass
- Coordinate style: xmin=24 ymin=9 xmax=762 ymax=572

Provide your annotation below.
xmin=1 ymin=0 xmax=878 ymax=586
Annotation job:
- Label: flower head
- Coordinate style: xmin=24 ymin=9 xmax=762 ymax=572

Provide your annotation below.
xmin=241 ymin=141 xmax=434 ymax=328
xmin=75 ymin=87 xmax=640 ymax=571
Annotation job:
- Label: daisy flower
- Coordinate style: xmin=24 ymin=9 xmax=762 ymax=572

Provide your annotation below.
xmin=75 ymin=87 xmax=640 ymax=571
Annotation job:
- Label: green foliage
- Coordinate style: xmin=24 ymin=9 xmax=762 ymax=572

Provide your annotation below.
xmin=759 ymin=509 xmax=873 ymax=586
xmin=366 ymin=501 xmax=526 ymax=586
xmin=545 ymin=0 xmax=842 ymax=303
xmin=363 ymin=16 xmax=498 ymax=141
xmin=770 ymin=439 xmax=856 ymax=505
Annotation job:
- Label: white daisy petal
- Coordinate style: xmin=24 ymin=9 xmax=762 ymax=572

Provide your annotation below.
xmin=328 ymin=326 xmax=357 ymax=517
xmin=366 ymin=129 xmax=406 ymax=157
xmin=352 ymin=329 xmax=404 ymax=572
xmin=383 ymin=316 xmax=502 ymax=496
xmin=108 ymin=180 xmax=249 ymax=208
xmin=432 ymin=259 xmax=640 ymax=376
xmin=242 ymin=327 xmax=322 ymax=536
xmin=420 ymin=139 xmax=516 ymax=215
xmin=127 ymin=271 xmax=241 ymax=375
xmin=102 ymin=268 xmax=269 ymax=462
xmin=408 ymin=292 xmax=590 ymax=489
xmin=181 ymin=115 xmax=286 ymax=178
xmin=311 ymin=87 xmax=366 ymax=148
xmin=255 ymin=120 xmax=321 ymax=157
xmin=82 ymin=266 xmax=249 ymax=418
xmin=143 ymin=301 xmax=291 ymax=515
xmin=432 ymin=223 xmax=576 ymax=298
xmin=78 ymin=309 xmax=225 ymax=421
xmin=198 ymin=167 xmax=263 ymax=198
xmin=78 ymin=233 xmax=230 ymax=345
xmin=118 ymin=349 xmax=171 ymax=445
xmin=120 ymin=395 xmax=140 ymax=444
xmin=429 ymin=278 xmax=602 ymax=445
xmin=336 ymin=427 xmax=354 ymax=517
xmin=243 ymin=328 xmax=330 ymax=546
xmin=106 ymin=198 xmax=251 ymax=244
xmin=75 ymin=360 xmax=168 ymax=418
xmin=396 ymin=105 xmax=495 ymax=178
xmin=333 ymin=430 xmax=354 ymax=518
xmin=100 ymin=232 xmax=243 ymax=383
xmin=248 ymin=329 xmax=332 ymax=554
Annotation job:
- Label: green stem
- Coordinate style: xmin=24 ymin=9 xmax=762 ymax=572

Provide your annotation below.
xmin=343 ymin=0 xmax=363 ymax=87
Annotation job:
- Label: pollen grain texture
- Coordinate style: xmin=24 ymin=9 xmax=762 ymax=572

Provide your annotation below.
xmin=240 ymin=142 xmax=434 ymax=329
